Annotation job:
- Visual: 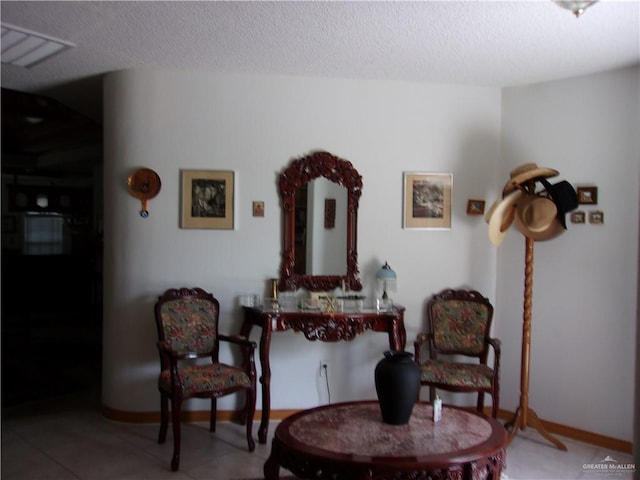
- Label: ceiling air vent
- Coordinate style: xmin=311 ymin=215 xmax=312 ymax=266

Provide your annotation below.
xmin=1 ymin=22 xmax=75 ymax=68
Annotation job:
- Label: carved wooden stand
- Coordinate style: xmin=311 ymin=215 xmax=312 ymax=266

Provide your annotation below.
xmin=240 ymin=305 xmax=406 ymax=444
xmin=504 ymin=237 xmax=567 ymax=451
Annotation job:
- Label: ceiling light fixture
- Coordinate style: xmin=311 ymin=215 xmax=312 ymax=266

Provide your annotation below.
xmin=552 ymin=0 xmax=599 ymax=18
xmin=1 ymin=22 xmax=75 ymax=68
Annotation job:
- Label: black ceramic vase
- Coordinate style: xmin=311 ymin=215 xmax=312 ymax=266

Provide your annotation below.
xmin=374 ymin=350 xmax=421 ymax=425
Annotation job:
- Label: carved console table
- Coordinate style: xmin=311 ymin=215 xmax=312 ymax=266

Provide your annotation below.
xmin=240 ymin=305 xmax=406 ymax=443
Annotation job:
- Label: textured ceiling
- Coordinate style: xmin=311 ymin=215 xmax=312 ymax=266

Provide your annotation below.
xmin=1 ymin=0 xmax=639 ymax=120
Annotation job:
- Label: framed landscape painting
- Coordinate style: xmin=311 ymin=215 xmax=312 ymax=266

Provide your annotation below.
xmin=403 ymin=172 xmax=452 ymax=229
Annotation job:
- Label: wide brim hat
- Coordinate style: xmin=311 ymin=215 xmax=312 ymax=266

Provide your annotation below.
xmin=503 ymin=163 xmax=559 ymax=197
xmin=486 ymin=189 xmax=524 ymax=246
xmin=514 ymin=194 xmax=564 ymax=242
xmin=538 ymin=179 xmax=579 ymax=229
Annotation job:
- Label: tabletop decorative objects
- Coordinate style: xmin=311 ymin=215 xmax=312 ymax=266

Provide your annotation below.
xmin=374 ymin=350 xmax=420 ymax=425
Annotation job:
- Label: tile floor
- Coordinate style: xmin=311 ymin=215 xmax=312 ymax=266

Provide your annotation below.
xmin=1 ymin=388 xmax=635 ymax=480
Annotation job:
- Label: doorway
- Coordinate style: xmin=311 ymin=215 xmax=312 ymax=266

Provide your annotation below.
xmin=1 ymin=88 xmax=103 ymax=407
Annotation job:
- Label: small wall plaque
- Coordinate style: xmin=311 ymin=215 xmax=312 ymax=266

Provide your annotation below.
xmin=589 ymin=210 xmax=604 ymax=224
xmin=570 ymin=211 xmax=586 ymax=224
xmin=253 ymin=201 xmax=264 ymax=217
xmin=466 ymin=199 xmax=485 ymax=215
xmin=577 ymin=186 xmax=598 ymax=205
xmin=324 ymin=198 xmax=336 ymax=229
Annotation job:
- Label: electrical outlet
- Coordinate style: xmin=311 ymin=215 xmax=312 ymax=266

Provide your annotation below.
xmin=319 ymin=360 xmax=329 ymax=377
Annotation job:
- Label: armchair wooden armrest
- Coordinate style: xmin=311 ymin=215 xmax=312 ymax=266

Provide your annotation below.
xmin=218 ymin=334 xmax=257 ymax=381
xmin=414 ymin=332 xmax=434 ymax=364
xmin=486 ymin=337 xmax=501 ymax=372
xmin=219 ymin=334 xmax=257 ymax=350
xmin=487 ymin=337 xmax=501 ymax=354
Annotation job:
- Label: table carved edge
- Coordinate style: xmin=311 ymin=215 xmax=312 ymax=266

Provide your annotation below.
xmin=240 ymin=306 xmax=406 ymax=443
xmin=264 ymin=438 xmax=506 ymax=480
xmin=263 ymin=401 xmax=507 ymax=480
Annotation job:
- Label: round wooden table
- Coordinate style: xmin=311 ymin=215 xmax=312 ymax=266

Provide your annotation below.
xmin=264 ymin=401 xmax=507 ymax=480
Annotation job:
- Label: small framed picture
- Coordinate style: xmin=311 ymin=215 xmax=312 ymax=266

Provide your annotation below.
xmin=466 ymin=199 xmax=485 ymax=216
xmin=577 ymin=187 xmax=598 ymax=205
xmin=252 ymin=201 xmax=264 ymax=217
xmin=570 ymin=211 xmax=586 ymax=224
xmin=403 ymin=172 xmax=453 ymax=229
xmin=589 ymin=210 xmax=604 ymax=224
xmin=180 ymin=170 xmax=234 ymax=229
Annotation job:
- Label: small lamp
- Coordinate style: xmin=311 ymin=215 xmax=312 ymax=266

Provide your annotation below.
xmin=376 ymin=261 xmax=397 ymax=303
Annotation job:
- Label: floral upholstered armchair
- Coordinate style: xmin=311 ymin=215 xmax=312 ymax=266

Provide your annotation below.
xmin=154 ymin=287 xmax=257 ymax=471
xmin=414 ymin=288 xmax=500 ymax=418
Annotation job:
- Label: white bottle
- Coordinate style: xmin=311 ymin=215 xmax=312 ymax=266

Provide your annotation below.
xmin=433 ymin=396 xmax=442 ymax=422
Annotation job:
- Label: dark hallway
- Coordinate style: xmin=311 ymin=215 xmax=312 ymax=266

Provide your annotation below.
xmin=1 ymin=88 xmax=103 ymax=408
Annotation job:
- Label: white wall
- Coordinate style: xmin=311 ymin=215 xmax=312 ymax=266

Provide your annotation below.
xmin=497 ymin=66 xmax=639 ymax=442
xmin=102 ymin=65 xmax=637 ymax=443
xmin=102 ymin=69 xmax=501 ymax=414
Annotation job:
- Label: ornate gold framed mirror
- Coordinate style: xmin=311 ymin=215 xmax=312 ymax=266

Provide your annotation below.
xmin=278 ymin=151 xmax=363 ymax=292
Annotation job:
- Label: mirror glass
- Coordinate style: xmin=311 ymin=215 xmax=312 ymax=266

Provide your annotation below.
xmin=279 ymin=151 xmax=362 ymax=292
xmin=294 ymin=178 xmax=347 ymax=276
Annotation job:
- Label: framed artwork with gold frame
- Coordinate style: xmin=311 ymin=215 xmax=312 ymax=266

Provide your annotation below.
xmin=403 ymin=172 xmax=452 ymax=229
xmin=180 ymin=170 xmax=234 ymax=229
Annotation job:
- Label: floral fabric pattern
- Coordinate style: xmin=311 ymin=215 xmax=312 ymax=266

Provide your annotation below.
xmin=415 ymin=289 xmax=499 ymax=417
xmin=160 ymin=298 xmax=217 ymax=354
xmin=158 ymin=363 xmax=251 ymax=396
xmin=154 ymin=288 xmax=257 ymax=468
xmin=419 ymin=360 xmax=493 ymax=389
xmin=431 ymin=299 xmax=490 ymax=354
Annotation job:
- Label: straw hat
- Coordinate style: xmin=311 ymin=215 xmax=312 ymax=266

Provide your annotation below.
xmin=513 ymin=194 xmax=564 ymax=242
xmin=486 ymin=189 xmax=524 ymax=246
xmin=502 ymin=163 xmax=559 ymax=197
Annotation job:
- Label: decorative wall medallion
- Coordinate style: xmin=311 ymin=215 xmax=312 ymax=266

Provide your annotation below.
xmin=128 ymin=168 xmax=161 ymax=217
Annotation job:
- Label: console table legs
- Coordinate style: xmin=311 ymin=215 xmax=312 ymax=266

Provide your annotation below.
xmin=241 ymin=305 xmax=406 ymax=445
xmin=239 ymin=315 xmax=271 ymax=444
xmin=257 ymin=324 xmax=272 ymax=444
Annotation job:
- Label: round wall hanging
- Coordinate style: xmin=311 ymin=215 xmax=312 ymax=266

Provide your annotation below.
xmin=127 ymin=168 xmax=161 ymax=217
